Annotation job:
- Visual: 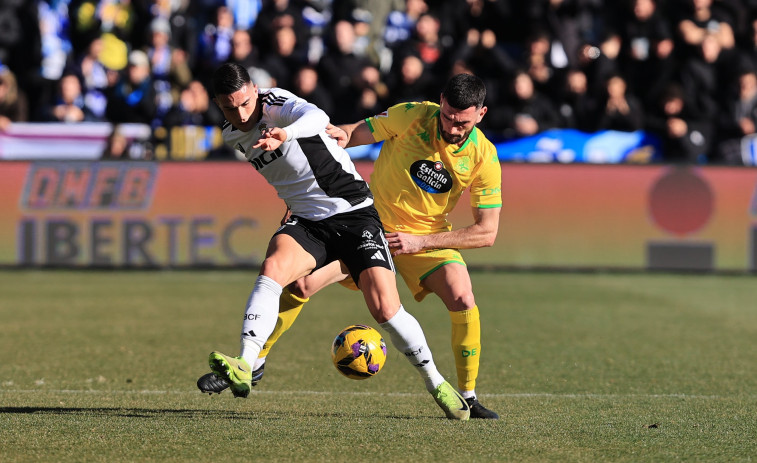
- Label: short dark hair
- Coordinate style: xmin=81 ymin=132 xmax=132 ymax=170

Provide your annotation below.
xmin=212 ymin=63 xmax=252 ymax=97
xmin=442 ymin=73 xmax=486 ymax=110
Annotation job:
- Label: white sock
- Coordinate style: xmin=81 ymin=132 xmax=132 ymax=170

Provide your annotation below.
xmin=239 ymin=275 xmax=282 ymax=365
xmin=253 ymin=356 xmax=266 ymax=371
xmin=460 ymin=390 xmax=476 ymax=400
xmin=379 ymin=306 xmax=445 ymax=392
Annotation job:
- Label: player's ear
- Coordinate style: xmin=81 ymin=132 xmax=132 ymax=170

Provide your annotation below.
xmin=477 ymin=106 xmax=488 ymax=123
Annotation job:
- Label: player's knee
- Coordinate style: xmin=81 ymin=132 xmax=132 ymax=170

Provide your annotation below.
xmin=370 ymin=304 xmax=398 ymax=324
xmin=448 ymin=292 xmax=476 ymax=312
xmin=288 ymin=279 xmax=310 ymax=299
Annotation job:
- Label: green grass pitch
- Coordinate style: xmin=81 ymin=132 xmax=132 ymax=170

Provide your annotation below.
xmin=1 ymin=270 xmax=755 ymax=462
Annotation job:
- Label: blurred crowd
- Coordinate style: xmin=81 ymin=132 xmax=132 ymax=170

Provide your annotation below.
xmin=2 ymin=0 xmax=757 ymax=164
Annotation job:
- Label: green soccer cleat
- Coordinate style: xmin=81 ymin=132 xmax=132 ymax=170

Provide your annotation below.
xmin=431 ymin=381 xmax=470 ymax=420
xmin=208 ymin=351 xmax=252 ymax=398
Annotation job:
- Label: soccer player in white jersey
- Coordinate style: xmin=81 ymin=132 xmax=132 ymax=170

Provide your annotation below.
xmin=202 ymin=63 xmax=470 ymax=420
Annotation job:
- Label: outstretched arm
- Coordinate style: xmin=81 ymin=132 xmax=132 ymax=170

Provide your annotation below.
xmin=255 ymin=101 xmax=330 ymax=151
xmin=326 ymin=120 xmax=377 ymax=148
xmin=386 ymin=207 xmax=501 ymax=256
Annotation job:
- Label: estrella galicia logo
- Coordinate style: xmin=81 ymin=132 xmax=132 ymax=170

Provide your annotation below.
xmin=410 ymin=160 xmax=453 ymax=193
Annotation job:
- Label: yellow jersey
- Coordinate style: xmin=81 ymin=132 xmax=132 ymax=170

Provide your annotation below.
xmin=365 ymin=101 xmax=502 ymax=234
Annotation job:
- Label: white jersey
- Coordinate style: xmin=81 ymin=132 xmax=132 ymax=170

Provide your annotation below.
xmin=222 ymin=87 xmax=373 ymax=220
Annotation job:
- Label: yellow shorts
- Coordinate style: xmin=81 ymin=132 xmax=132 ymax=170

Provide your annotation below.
xmin=339 ymin=248 xmax=466 ymax=302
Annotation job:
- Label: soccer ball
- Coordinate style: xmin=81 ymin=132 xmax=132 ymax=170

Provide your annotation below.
xmin=331 ymin=324 xmax=387 ymax=380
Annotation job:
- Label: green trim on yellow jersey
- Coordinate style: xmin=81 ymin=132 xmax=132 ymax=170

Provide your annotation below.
xmin=419 ymin=259 xmax=466 ymax=282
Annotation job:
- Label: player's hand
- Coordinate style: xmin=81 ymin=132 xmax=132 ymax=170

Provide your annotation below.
xmin=326 ymin=123 xmax=348 ymax=148
xmin=385 ymin=232 xmax=426 ymax=256
xmin=253 ymin=127 xmax=286 ymax=151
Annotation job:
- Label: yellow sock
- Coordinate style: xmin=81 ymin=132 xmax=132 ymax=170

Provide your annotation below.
xmin=258 ymin=286 xmax=309 ymax=358
xmin=449 ymin=306 xmax=481 ymax=393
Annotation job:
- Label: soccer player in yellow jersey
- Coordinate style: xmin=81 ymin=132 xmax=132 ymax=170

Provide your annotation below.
xmin=199 ymin=73 xmax=502 ymax=419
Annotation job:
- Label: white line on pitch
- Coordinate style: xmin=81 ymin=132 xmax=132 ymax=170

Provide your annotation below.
xmin=0 ymin=389 xmax=750 ymax=400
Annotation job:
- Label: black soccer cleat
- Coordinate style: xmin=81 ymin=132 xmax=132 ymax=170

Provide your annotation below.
xmin=465 ymin=397 xmax=500 ymax=419
xmin=197 ymin=364 xmax=265 ymax=395
xmin=197 ymin=372 xmax=230 ymax=395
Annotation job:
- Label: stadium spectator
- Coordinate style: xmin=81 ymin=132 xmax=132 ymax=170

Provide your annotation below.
xmin=259 ymin=25 xmax=308 ymax=90
xmin=228 ymin=29 xmax=260 ymax=70
xmin=158 ymin=0 xmax=201 ymax=72
xmin=251 ymin=0 xmax=310 ymax=54
xmin=520 ymin=28 xmax=565 ymax=104
xmin=645 ymin=82 xmax=711 ymax=163
xmin=493 ymin=70 xmax=561 ymax=139
xmin=0 ymin=65 xmax=28 ymax=131
xmin=736 ymin=17 xmax=757 ymax=75
xmin=393 ymin=12 xmax=452 ymax=77
xmin=449 ymin=22 xmax=517 ymax=109
xmin=196 ymin=5 xmax=236 ymax=86
xmin=331 ymin=0 xmax=405 ymax=70
xmin=524 ymin=0 xmax=583 ymax=71
xmin=444 ymin=0 xmax=509 ymax=47
xmin=572 ymin=41 xmax=619 ymax=102
xmin=42 ymin=72 xmax=100 ymax=123
xmin=677 ymin=32 xmax=739 ymax=121
xmin=349 ymin=9 xmax=380 ymax=64
xmin=351 ymin=65 xmax=389 ymax=120
xmin=145 ymin=17 xmax=193 ymax=119
xmin=381 ymin=0 xmax=427 ymax=53
xmin=675 ymin=0 xmax=737 ymax=60
xmin=291 ymin=64 xmax=334 ymax=116
xmin=613 ymin=0 xmax=676 ymax=112
xmin=163 ymin=80 xmax=224 ymax=129
xmin=555 ymin=68 xmax=595 ymax=131
xmin=35 ymin=0 xmax=74 ymax=121
xmin=714 ymin=68 xmax=757 ymax=164
xmin=105 ymin=50 xmax=157 ymax=125
xmin=385 ymin=53 xmax=435 ymax=106
xmin=318 ymin=19 xmax=373 ymax=123
xmin=592 ymin=73 xmax=645 ymax=132
xmin=101 ymin=124 xmax=132 ymax=160
xmin=357 ymin=64 xmax=389 ymax=106
xmin=69 ymin=36 xmax=112 ymax=122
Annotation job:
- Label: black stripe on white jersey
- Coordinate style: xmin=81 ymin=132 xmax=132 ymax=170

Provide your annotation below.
xmin=261 ymin=92 xmax=287 ymax=107
xmin=297 ymin=135 xmax=372 ymax=206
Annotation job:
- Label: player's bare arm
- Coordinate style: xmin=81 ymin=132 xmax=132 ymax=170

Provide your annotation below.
xmin=326 ymin=121 xmax=376 ymax=148
xmin=387 ymin=207 xmax=501 ymax=256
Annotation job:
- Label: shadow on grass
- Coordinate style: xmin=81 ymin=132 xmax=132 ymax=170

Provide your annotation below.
xmin=0 ymin=406 xmax=426 ymax=420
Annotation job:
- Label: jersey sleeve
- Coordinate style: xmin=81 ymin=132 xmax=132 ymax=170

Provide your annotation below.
xmin=365 ymin=102 xmax=425 ymax=142
xmin=265 ymin=90 xmax=329 ymax=139
xmin=469 ymin=136 xmax=502 ymax=209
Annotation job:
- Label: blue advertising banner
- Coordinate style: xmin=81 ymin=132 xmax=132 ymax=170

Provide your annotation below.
xmin=345 ymin=129 xmax=663 ymax=164
xmin=492 ymin=129 xmax=662 ymax=164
